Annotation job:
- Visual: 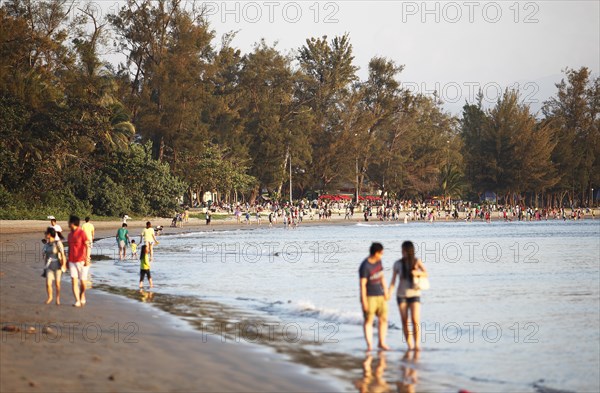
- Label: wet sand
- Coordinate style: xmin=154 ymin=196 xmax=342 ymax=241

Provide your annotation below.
xmin=0 ymin=222 xmax=343 ymax=392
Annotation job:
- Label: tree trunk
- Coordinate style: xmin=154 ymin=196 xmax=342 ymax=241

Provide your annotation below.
xmin=186 ymin=187 xmax=193 ymax=206
xmin=249 ymin=185 xmax=259 ymax=205
xmin=153 ymin=135 xmax=165 ymax=161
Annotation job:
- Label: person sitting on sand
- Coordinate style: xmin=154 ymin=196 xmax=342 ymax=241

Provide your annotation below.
xmin=42 ymin=227 xmax=66 ymax=305
xmin=67 ymin=215 xmax=91 ymax=307
xmin=139 ymin=245 xmax=153 ymax=289
xmin=389 ymin=241 xmax=427 ymax=351
xmin=359 ymin=242 xmax=390 ymax=351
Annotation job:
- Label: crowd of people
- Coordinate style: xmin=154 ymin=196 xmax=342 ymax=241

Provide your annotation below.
xmin=173 ymin=197 xmax=596 ymax=228
xmin=41 ymin=216 xmax=161 ymax=307
xmin=354 ymin=199 xmax=596 ymax=223
xmin=40 ymin=196 xmax=592 ymax=307
xmin=41 ymin=215 xmax=427 ymax=356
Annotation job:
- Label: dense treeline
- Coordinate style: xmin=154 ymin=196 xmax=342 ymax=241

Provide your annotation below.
xmin=1 ymin=0 xmax=599 ymax=218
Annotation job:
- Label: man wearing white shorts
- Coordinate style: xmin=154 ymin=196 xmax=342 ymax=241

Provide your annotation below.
xmin=67 ymin=215 xmax=91 ymax=307
xmin=69 ymin=262 xmax=90 ymax=283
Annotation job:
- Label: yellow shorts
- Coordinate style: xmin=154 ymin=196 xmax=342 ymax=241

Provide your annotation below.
xmin=364 ymin=296 xmax=388 ymax=320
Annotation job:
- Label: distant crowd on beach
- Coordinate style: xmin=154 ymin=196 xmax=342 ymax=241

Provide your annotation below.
xmin=170 ymin=197 xmax=596 ymax=228
xmin=40 ymin=195 xmax=594 ymax=306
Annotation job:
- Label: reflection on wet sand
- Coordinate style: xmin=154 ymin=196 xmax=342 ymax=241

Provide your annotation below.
xmin=96 ymin=284 xmax=361 ymax=371
xmin=139 ymin=289 xmax=155 ymax=302
xmin=397 ymin=350 xmax=419 ymax=393
xmin=98 ymin=283 xmax=428 ymax=392
xmin=354 ymin=352 xmax=390 ymax=393
xmin=352 ymin=350 xmax=421 ymax=393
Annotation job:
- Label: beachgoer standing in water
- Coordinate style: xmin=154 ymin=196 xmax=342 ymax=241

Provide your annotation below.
xmin=67 ymin=215 xmax=91 ymax=307
xmin=359 ymin=242 xmax=390 ymax=351
xmin=130 ymin=239 xmax=138 ymax=259
xmin=140 ymin=221 xmax=158 ymax=261
xmin=116 ymin=223 xmax=130 ymax=260
xmin=389 ymin=241 xmax=427 ymax=351
xmin=139 ymin=245 xmax=153 ymax=289
xmin=42 ymin=227 xmax=66 ymax=305
xmin=81 ymin=217 xmax=95 ymax=247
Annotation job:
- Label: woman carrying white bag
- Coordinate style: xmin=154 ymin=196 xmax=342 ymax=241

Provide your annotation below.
xmin=389 ymin=240 xmax=429 ymax=351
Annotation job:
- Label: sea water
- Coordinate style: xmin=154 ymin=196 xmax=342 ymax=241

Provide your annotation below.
xmin=93 ymin=220 xmax=600 ymax=392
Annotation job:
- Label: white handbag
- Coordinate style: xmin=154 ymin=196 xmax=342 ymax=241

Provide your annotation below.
xmin=414 ymin=276 xmax=430 ymax=290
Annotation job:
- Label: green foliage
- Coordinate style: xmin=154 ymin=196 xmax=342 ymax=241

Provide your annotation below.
xmin=0 ymin=185 xmax=11 ymax=210
xmin=106 ymin=142 xmax=186 ymax=216
xmin=440 ymin=165 xmax=464 ymax=200
xmin=1 ymin=0 xmax=598 ymax=214
xmin=0 ymin=188 xmax=90 ymax=220
xmin=461 ymin=89 xmax=560 ymax=201
xmin=542 ymin=67 xmax=600 ymax=205
xmin=92 ymin=176 xmax=132 ymax=217
xmin=175 ymin=145 xmax=256 ymax=205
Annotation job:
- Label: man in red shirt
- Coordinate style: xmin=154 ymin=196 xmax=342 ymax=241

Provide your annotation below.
xmin=67 ymin=215 xmax=91 ymax=307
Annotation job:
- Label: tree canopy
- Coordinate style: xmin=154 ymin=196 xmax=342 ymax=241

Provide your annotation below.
xmin=1 ymin=0 xmax=599 ymax=218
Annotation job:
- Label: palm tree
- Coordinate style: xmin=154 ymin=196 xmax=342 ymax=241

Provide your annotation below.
xmin=440 ymin=164 xmax=464 ymax=205
xmin=97 ymin=75 xmax=136 ymax=151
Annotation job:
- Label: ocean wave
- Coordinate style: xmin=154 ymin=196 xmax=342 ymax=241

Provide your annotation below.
xmin=355 ymin=222 xmax=407 ymax=227
xmin=287 ymin=300 xmax=365 ymax=325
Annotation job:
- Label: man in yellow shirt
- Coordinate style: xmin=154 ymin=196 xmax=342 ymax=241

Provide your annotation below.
xmin=81 ymin=217 xmax=95 ymax=247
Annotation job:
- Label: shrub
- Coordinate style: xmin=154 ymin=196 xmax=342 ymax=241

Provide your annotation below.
xmin=92 ymin=176 xmax=132 ymax=216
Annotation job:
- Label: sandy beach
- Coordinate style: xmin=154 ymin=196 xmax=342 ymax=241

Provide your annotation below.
xmin=0 ymin=219 xmax=343 ymax=393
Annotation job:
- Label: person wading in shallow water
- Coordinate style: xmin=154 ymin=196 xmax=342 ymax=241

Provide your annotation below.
xmin=359 ymin=242 xmax=390 ymax=352
xmin=116 ymin=223 xmax=130 ymax=261
xmin=389 ymin=240 xmax=427 ymax=351
xmin=140 ymin=221 xmax=158 ymax=261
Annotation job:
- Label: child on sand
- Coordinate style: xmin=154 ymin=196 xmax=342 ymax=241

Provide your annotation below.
xmin=130 ymin=239 xmax=138 ymax=259
xmin=139 ymin=245 xmax=153 ymax=288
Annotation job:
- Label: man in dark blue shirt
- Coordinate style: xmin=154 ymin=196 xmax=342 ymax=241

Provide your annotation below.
xmin=359 ymin=242 xmax=389 ymax=351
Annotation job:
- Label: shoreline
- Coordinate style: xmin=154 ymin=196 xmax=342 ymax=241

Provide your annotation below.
xmin=0 ymin=226 xmax=343 ymax=392
xmin=1 ymin=208 xmax=596 ymax=237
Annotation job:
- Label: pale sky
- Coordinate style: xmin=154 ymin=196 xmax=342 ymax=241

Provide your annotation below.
xmin=92 ymin=0 xmax=600 ymax=114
